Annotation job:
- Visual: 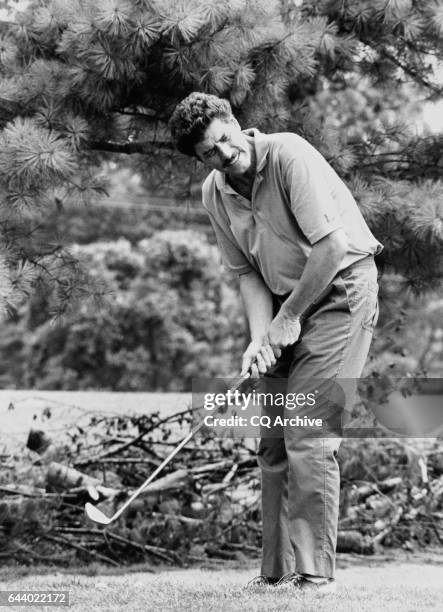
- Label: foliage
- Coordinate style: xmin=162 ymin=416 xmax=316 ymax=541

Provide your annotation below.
xmin=1 ymin=408 xmax=442 ymax=567
xmin=0 ymin=0 xmax=442 ymax=315
xmin=0 ymin=230 xmax=246 ymax=390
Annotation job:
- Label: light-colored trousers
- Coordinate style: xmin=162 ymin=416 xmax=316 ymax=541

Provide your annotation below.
xmin=257 ymin=257 xmax=379 ymax=579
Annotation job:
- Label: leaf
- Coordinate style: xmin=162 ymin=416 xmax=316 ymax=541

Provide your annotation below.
xmin=230 ymin=62 xmax=256 ymax=106
xmin=62 ymin=115 xmax=90 ymax=151
xmin=11 ymin=260 xmax=40 ymax=298
xmin=382 ymin=0 xmax=413 ymax=23
xmin=200 ymin=0 xmax=230 ymax=30
xmin=131 ymin=13 xmax=160 ymax=53
xmin=3 ymin=189 xmax=45 ymax=219
xmin=88 ymin=43 xmax=119 ymax=80
xmin=0 ymin=118 xmax=77 ymax=191
xmin=31 ymin=7 xmax=58 ymax=33
xmin=161 ymin=1 xmax=207 ymax=45
xmin=318 ymin=22 xmax=339 ymax=59
xmin=94 ymin=0 xmax=134 ymax=37
xmin=0 ymin=255 xmax=15 ymax=319
xmin=163 ymin=44 xmax=193 ymax=80
xmin=399 ymin=13 xmax=424 ymax=40
xmin=199 ymin=65 xmax=234 ymax=95
xmin=0 ymin=37 xmax=17 ymax=67
xmin=430 ymin=1 xmax=443 ymax=36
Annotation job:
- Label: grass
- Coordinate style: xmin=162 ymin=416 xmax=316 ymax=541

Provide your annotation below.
xmin=0 ymin=563 xmax=442 ymax=611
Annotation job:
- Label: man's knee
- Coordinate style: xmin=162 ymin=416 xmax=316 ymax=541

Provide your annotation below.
xmin=285 ymin=434 xmax=341 ymax=462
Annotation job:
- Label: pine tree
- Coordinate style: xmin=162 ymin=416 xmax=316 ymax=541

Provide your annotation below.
xmin=0 ymin=0 xmax=442 ymax=316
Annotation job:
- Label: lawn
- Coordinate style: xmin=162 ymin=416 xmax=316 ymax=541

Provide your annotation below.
xmin=0 ymin=562 xmax=442 ymax=611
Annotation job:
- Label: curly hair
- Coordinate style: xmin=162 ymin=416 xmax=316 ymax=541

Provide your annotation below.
xmin=169 ymin=92 xmax=233 ymax=157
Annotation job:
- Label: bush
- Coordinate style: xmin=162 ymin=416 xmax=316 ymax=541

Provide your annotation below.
xmin=0 ymin=230 xmax=247 ymax=391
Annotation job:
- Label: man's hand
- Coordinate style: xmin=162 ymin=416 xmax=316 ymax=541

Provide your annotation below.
xmin=266 ymin=311 xmax=301 ymax=352
xmin=241 ymin=339 xmax=281 ymax=378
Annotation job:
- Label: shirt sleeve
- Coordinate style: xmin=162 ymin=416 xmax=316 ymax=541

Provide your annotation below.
xmin=281 ymin=140 xmax=344 ymax=244
xmin=202 ymin=187 xmax=254 ymax=276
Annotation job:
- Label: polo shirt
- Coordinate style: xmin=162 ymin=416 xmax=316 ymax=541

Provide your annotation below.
xmin=202 ymin=128 xmax=383 ymax=296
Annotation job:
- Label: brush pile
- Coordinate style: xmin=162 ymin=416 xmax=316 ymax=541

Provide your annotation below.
xmin=1 ymin=405 xmax=442 ymax=567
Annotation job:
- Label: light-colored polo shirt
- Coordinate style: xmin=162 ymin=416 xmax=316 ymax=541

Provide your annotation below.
xmin=202 ymin=128 xmax=383 ymax=295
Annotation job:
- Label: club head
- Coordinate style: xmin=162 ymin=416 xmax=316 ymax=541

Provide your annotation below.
xmin=85 ymin=502 xmax=113 ymax=525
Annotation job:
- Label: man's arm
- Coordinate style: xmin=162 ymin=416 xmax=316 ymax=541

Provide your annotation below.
xmin=267 ymin=228 xmax=348 ymax=350
xmin=239 ymin=269 xmax=281 ymax=376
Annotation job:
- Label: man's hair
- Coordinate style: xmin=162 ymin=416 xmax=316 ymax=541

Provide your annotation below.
xmin=169 ymin=92 xmax=233 ymax=157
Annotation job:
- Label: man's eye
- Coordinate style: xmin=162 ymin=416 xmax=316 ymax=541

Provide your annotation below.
xmin=220 ymin=134 xmax=228 ymax=142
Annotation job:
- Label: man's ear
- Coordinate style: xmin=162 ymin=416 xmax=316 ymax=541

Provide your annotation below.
xmin=193 ymin=142 xmax=204 ymax=163
xmin=194 ymin=148 xmax=209 ymax=167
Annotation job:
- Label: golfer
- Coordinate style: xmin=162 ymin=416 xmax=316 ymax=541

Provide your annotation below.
xmin=170 ymin=93 xmax=383 ymax=593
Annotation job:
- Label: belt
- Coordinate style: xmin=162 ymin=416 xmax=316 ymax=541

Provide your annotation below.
xmin=339 ymin=255 xmax=376 ymax=279
xmin=273 ymin=255 xmax=376 ymax=315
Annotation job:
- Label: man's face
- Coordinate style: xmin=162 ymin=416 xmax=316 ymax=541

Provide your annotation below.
xmin=194 ymin=117 xmax=252 ymax=176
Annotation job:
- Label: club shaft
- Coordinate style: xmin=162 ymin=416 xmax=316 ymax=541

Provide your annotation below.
xmin=109 ymin=372 xmax=250 ymax=522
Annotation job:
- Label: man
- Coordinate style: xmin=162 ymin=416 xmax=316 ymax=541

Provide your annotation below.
xmin=169 ymin=92 xmax=383 ymax=593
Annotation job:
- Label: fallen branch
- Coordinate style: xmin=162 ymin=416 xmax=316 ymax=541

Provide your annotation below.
xmin=337 ymin=530 xmax=374 ymax=555
xmin=223 ymin=542 xmax=261 ymax=554
xmin=105 ymin=532 xmax=179 ymax=564
xmin=205 ymin=546 xmax=238 ymax=560
xmin=81 ymin=408 xmax=192 ymax=462
xmin=75 ymin=457 xmax=161 ymax=467
xmin=46 ymin=462 xmax=120 ymax=498
xmin=138 ymin=468 xmax=189 ymax=498
xmin=372 ymin=507 xmax=404 ymax=551
xmin=15 ymin=544 xmax=72 ymax=563
xmin=0 ymin=485 xmax=48 ymax=498
xmin=42 ymin=534 xmax=120 ymax=566
xmin=150 ymin=512 xmax=203 ymax=526
xmin=350 ymin=477 xmax=403 ymax=503
xmin=190 ymin=460 xmax=233 ymax=474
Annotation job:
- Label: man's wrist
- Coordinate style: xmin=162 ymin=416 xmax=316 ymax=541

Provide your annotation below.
xmin=249 ymin=334 xmax=266 ymax=344
xmin=277 ymin=306 xmax=301 ymax=322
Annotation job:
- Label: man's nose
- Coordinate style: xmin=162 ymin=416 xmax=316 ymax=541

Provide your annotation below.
xmin=216 ymin=143 xmax=232 ymax=162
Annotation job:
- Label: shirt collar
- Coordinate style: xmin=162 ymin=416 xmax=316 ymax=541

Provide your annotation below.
xmin=214 ymin=127 xmax=269 ymax=192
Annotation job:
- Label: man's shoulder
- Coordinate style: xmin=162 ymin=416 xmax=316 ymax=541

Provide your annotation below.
xmin=266 ymin=131 xmax=304 ymax=144
xmin=266 ymin=131 xmax=314 ymax=156
xmin=201 ymin=170 xmax=219 ymax=209
xmin=264 ymin=131 xmax=327 ymax=171
xmin=202 ymin=170 xmax=219 ymax=195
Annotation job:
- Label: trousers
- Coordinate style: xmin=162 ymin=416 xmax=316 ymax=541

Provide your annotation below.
xmin=257 ymin=256 xmax=379 ymax=579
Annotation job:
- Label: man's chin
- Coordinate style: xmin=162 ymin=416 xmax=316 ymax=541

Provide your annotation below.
xmin=225 ymin=167 xmax=243 ymax=176
xmin=226 ymin=162 xmax=250 ymax=176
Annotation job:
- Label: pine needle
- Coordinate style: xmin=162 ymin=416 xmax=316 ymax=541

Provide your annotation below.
xmin=94 ymin=0 xmax=134 ymax=37
xmin=0 ymin=118 xmax=77 ymax=191
xmin=430 ymin=1 xmax=443 ymax=36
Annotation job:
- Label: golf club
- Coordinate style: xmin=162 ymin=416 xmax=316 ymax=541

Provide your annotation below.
xmin=85 ymin=370 xmax=253 ymax=525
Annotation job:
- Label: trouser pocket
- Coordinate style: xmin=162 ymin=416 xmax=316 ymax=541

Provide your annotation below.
xmin=341 ymin=274 xmax=379 ymax=332
xmin=362 ymin=280 xmax=379 ymax=331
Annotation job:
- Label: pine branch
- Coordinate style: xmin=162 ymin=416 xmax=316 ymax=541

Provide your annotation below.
xmin=360 ymin=37 xmax=443 ymax=95
xmin=88 ymin=139 xmax=173 ymax=154
xmin=0 ymin=97 xmax=23 ymax=124
xmin=0 ymin=20 xmax=15 ymax=34
xmin=404 ymin=38 xmax=443 ymax=60
xmin=113 ymin=107 xmax=157 ymax=119
xmin=378 ymin=47 xmax=441 ymax=95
